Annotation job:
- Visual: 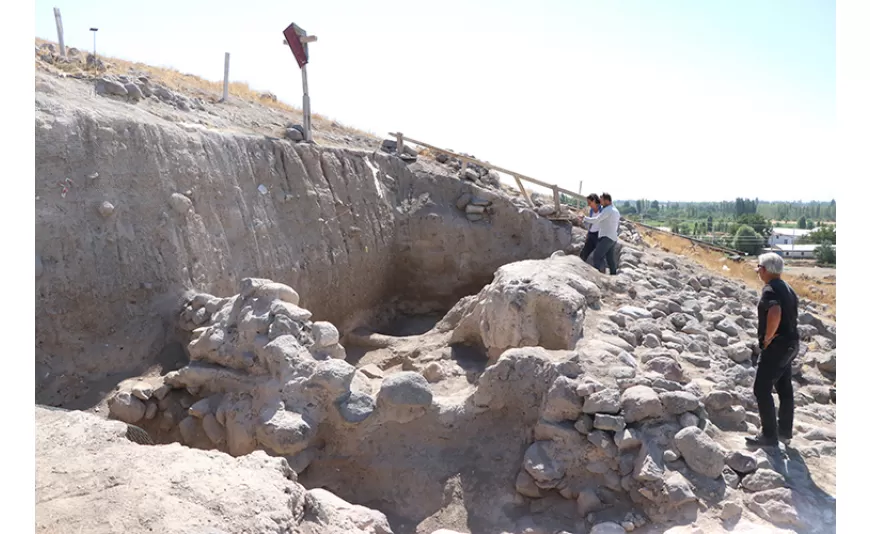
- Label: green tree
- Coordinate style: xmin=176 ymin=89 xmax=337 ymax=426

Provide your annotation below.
xmin=799 ymin=225 xmax=836 ymax=244
xmin=706 ymin=216 xmax=713 ymax=232
xmin=798 ymin=216 xmax=807 ymax=229
xmin=734 ymin=214 xmax=772 ymax=238
xmin=651 ymin=200 xmax=660 ymax=210
xmin=815 ymin=242 xmax=836 ymax=265
xmin=732 ymin=225 xmax=765 ymax=255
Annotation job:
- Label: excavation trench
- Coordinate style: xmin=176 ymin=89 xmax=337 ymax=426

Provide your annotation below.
xmin=35 ymin=105 xmax=576 ymax=532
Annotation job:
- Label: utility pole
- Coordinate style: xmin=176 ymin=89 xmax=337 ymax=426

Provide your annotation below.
xmin=53 ymin=7 xmax=66 ymax=57
xmin=283 ymin=23 xmax=317 ymax=142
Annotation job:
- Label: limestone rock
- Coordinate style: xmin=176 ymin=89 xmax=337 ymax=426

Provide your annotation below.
xmin=515 ymin=470 xmax=541 ymax=498
xmin=541 ymin=376 xmax=585 ymax=421
xmin=725 ymin=342 xmax=752 ymax=363
xmin=312 ymin=321 xmax=340 ymax=347
xmin=583 ymin=388 xmax=622 ymax=414
xmin=97 ymin=201 xmax=115 ymax=218
xmin=337 ymin=392 xmax=376 ymax=424
xmin=107 ymin=391 xmax=146 ymax=424
xmin=659 ymin=391 xmax=700 ymax=414
xmin=745 ymin=488 xmax=803 ymax=527
xmin=451 ymin=256 xmax=599 ymax=358
xmin=590 ymin=522 xmax=627 ymax=534
xmin=725 ymin=450 xmax=758 ymax=474
xmin=130 ymin=382 xmax=153 ymax=401
xmin=621 ymin=386 xmax=663 ymax=423
xmin=523 ymin=440 xmax=565 ymax=489
xmin=740 ymin=468 xmax=786 ymax=492
xmin=304 ymin=488 xmax=394 ymax=534
xmin=594 ymin=414 xmax=626 ymax=432
xmin=255 ymin=409 xmax=315 ymax=456
xmin=377 ymin=371 xmax=433 ymax=423
xmin=169 ymin=192 xmax=193 ymax=214
xmin=674 ymin=426 xmax=726 ymax=479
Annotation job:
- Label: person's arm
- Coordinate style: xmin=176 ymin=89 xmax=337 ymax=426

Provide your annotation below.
xmin=764 ymin=305 xmax=781 ymax=348
xmin=584 ymin=207 xmax=613 ymax=224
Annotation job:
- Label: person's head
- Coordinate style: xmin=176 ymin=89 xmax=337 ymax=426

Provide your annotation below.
xmin=586 ymin=193 xmax=601 ymax=209
xmin=756 ymin=252 xmax=785 ymax=283
xmin=601 ymin=193 xmax=613 ymax=206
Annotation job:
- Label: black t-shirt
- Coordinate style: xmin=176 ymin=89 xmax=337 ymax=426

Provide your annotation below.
xmin=757 ymin=278 xmax=799 ymax=345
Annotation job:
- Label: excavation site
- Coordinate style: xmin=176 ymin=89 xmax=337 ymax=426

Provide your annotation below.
xmin=34 ymin=42 xmax=837 ymax=534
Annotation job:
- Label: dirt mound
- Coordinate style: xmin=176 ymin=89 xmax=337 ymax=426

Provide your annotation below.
xmin=35 ymin=406 xmax=392 ymax=534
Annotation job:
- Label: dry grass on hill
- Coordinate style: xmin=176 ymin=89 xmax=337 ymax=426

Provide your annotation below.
xmin=34 ymin=38 xmax=375 ymax=139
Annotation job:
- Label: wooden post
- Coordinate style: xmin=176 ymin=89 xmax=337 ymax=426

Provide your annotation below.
xmin=513 ymin=176 xmax=533 ymax=206
xmin=53 ymin=8 xmax=66 ymax=58
xmin=461 ymin=160 xmax=467 ymax=175
xmin=396 ymin=132 xmax=404 ymax=155
xmin=221 ymin=53 xmax=230 ymax=102
xmin=579 ymin=180 xmax=583 ymax=197
xmin=553 ymin=185 xmax=562 ymax=214
xmin=301 ymin=65 xmax=311 ymax=141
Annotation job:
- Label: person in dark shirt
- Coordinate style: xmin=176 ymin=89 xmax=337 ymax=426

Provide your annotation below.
xmin=746 ymin=252 xmax=800 ymax=448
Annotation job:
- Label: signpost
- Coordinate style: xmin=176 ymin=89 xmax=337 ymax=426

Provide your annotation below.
xmin=282 ymin=23 xmax=317 ymax=142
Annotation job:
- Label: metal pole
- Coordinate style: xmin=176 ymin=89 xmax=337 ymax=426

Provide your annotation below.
xmin=222 ymin=52 xmax=230 ymax=102
xmin=301 ymin=64 xmax=311 ymax=142
xmin=54 ymin=8 xmax=66 ymax=57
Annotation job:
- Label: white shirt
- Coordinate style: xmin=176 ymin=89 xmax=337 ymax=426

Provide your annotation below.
xmin=585 ymin=206 xmax=603 ymax=233
xmin=585 ymin=204 xmax=620 ymax=241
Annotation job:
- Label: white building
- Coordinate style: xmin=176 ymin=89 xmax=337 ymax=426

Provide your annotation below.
xmin=768 ymin=227 xmax=813 ymax=247
xmin=764 ymin=243 xmax=833 ymax=259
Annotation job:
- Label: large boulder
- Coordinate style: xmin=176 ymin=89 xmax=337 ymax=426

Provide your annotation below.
xmin=473 ymin=347 xmax=558 ymax=423
xmin=621 ymin=386 xmax=664 ymax=423
xmin=376 ymin=372 xmax=433 ymax=423
xmin=674 ymin=426 xmax=727 ymax=479
xmin=450 ymin=256 xmax=601 ymax=359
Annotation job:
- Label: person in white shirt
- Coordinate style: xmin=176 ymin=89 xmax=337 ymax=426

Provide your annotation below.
xmin=581 ymin=192 xmax=620 ymax=275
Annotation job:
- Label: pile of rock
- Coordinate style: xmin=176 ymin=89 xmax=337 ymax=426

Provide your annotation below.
xmin=618 ymin=220 xmax=644 ymax=246
xmin=107 ymin=277 xmax=436 ymax=475
xmin=450 ymin=255 xmax=601 ymax=360
xmin=94 ymin=75 xmax=207 ymax=111
xmin=454 ymin=190 xmax=496 ymax=222
xmin=380 ymin=139 xmax=418 ymax=162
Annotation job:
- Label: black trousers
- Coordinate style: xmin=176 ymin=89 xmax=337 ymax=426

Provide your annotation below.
xmin=579 ymin=231 xmax=599 ymax=261
xmin=589 ymin=236 xmax=618 ymax=275
xmin=753 ymin=339 xmax=798 ymax=439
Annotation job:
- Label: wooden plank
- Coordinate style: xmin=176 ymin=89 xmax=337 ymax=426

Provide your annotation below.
xmin=396 ymin=132 xmax=404 ymax=156
xmin=387 ymin=132 xmax=583 ymax=201
xmin=513 ymin=176 xmax=533 ymax=206
xmin=553 ymin=185 xmax=561 ymax=214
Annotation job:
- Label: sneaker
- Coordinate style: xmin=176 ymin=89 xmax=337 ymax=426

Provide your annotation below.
xmin=745 ymin=434 xmax=779 ymax=448
xmin=778 ymin=431 xmax=793 ymax=446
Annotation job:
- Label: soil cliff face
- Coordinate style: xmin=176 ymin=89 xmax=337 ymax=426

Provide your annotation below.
xmin=35 ymin=81 xmax=571 ymax=399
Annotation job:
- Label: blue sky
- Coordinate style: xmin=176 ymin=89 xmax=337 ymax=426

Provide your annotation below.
xmin=35 ymin=0 xmax=836 ymax=202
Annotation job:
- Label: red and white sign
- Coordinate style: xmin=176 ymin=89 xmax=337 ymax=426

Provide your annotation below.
xmin=283 ymin=23 xmax=309 ymax=69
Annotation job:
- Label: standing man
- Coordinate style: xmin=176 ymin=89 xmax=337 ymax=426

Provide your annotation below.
xmin=746 ymin=252 xmax=800 ymax=448
xmin=582 ymin=193 xmax=620 ymax=275
xmin=579 ymin=194 xmax=603 ymax=262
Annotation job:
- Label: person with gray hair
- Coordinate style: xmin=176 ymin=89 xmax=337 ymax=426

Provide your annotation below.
xmin=746 ymin=252 xmax=800 ymax=448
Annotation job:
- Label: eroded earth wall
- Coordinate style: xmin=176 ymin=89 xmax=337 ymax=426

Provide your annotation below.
xmin=35 ymin=91 xmax=571 ymax=396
